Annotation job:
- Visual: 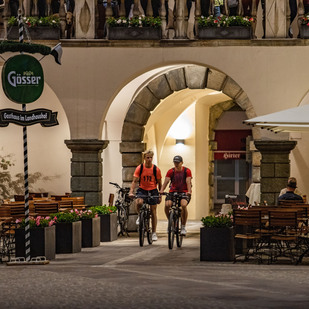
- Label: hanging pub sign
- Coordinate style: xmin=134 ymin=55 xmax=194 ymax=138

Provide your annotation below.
xmin=2 ymin=54 xmax=44 ymax=104
xmin=0 ymin=108 xmax=58 ymax=127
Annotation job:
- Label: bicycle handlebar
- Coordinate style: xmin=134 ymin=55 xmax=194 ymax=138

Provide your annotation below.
xmin=109 ymin=182 xmax=130 ymax=193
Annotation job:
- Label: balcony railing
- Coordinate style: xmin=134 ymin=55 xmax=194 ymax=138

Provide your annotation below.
xmin=0 ymin=0 xmax=308 ymax=40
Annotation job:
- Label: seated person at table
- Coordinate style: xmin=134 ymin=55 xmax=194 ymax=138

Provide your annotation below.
xmin=279 ymin=177 xmax=302 ymax=197
xmin=278 ymin=179 xmax=304 ymax=203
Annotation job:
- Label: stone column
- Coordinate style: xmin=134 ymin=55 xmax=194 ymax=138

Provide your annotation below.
xmin=254 ymin=140 xmax=297 ymax=205
xmin=119 ymin=142 xmax=146 ymax=188
xmin=65 ymin=139 xmax=109 ymax=206
xmin=265 ymin=0 xmax=289 ymax=38
xmin=75 ymin=0 xmax=96 ymax=39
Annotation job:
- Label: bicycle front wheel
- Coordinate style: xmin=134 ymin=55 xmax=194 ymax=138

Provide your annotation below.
xmin=176 ymin=215 xmax=183 ymax=248
xmin=146 ymin=213 xmax=153 ymax=245
xmin=168 ymin=211 xmax=175 ymax=249
xmin=139 ymin=212 xmax=145 ymax=247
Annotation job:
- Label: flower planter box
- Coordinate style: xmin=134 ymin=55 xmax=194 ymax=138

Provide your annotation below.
xmin=300 ymin=25 xmax=309 ymax=39
xmin=200 ymin=227 xmax=235 ymax=261
xmin=198 ymin=26 xmax=251 ymax=39
xmin=81 ymin=217 xmax=100 ymax=248
xmin=7 ymin=26 xmax=60 ymax=40
xmin=99 ymin=213 xmax=117 ymax=242
xmin=15 ymin=225 xmax=56 ymax=260
xmin=55 ymin=221 xmax=82 ymax=254
xmin=108 ymin=27 xmax=161 ymax=40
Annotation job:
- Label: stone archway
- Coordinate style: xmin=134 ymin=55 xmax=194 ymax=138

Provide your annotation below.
xmin=120 ymin=65 xmax=259 ymax=188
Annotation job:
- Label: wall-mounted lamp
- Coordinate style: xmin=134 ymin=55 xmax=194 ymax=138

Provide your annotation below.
xmin=176 ymin=139 xmax=185 ymax=145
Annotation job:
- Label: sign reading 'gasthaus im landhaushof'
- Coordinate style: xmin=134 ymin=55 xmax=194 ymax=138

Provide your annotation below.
xmin=2 ymin=54 xmax=44 ymax=104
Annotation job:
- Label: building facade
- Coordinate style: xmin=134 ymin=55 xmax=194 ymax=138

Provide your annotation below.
xmin=1 ymin=0 xmax=309 ymax=221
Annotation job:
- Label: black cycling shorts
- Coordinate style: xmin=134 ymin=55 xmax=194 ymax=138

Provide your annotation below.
xmin=136 ymin=188 xmax=160 ymax=205
xmin=165 ymin=192 xmax=191 ymax=204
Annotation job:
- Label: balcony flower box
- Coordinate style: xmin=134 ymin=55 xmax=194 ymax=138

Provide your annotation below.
xmin=7 ymin=26 xmax=60 ymax=40
xmin=198 ymin=26 xmax=251 ymax=39
xmin=107 ymin=16 xmax=162 ymax=40
xmin=198 ymin=15 xmax=253 ymax=40
xmin=300 ymin=24 xmax=309 ymax=39
xmin=15 ymin=225 xmax=56 ymax=260
xmin=7 ymin=16 xmax=60 ymax=40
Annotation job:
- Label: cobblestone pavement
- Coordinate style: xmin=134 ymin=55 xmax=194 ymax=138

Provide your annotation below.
xmin=1 ymin=221 xmax=309 ymax=309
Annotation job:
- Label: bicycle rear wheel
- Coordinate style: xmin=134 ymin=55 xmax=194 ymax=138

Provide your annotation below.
xmin=118 ymin=207 xmax=125 ymax=236
xmin=139 ymin=212 xmax=145 ymax=247
xmin=168 ymin=211 xmax=175 ymax=249
xmin=176 ymin=215 xmax=183 ymax=248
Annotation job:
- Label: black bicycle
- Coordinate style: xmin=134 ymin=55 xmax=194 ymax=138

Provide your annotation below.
xmin=164 ymin=192 xmax=187 ymax=249
xmin=109 ymin=182 xmax=131 ymax=237
xmin=136 ymin=194 xmax=159 ymax=247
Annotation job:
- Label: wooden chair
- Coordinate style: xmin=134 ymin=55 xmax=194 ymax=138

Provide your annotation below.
xmin=61 ymin=197 xmax=86 ymax=209
xmin=14 ymin=195 xmax=24 ymax=202
xmin=233 ymin=209 xmax=262 ymax=263
xmin=58 ymin=200 xmax=74 ymax=212
xmin=0 ymin=206 xmax=11 ymax=218
xmin=108 ymin=194 xmax=114 ymax=207
xmin=34 ymin=203 xmax=59 ymax=216
xmin=268 ymin=210 xmax=300 ymax=263
xmin=9 ymin=204 xmax=26 ymax=219
xmin=278 ymin=200 xmax=304 ymax=206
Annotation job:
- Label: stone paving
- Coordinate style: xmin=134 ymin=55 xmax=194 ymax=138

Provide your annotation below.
xmin=1 ymin=221 xmax=309 ymax=308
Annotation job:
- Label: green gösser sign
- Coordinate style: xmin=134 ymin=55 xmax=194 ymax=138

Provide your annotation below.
xmin=2 ymin=54 xmax=44 ymax=104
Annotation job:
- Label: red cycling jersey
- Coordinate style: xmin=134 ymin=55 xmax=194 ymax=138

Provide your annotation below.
xmin=166 ymin=167 xmax=192 ymax=192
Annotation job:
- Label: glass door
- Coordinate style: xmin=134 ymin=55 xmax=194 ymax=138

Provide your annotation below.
xmin=214 ymin=159 xmax=249 ymax=204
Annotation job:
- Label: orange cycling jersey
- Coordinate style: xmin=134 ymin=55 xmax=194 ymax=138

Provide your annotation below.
xmin=134 ymin=164 xmax=162 ymax=191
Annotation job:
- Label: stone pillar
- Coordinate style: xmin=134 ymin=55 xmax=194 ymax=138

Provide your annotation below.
xmin=254 ymin=140 xmax=297 ymax=206
xmin=75 ymin=0 xmax=96 ymax=39
xmin=265 ymin=0 xmax=289 ymax=38
xmin=119 ymin=142 xmax=146 ymax=188
xmin=65 ymin=139 xmax=109 ymax=206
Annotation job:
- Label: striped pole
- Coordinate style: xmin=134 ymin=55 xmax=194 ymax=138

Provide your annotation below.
xmin=18 ymin=13 xmax=31 ymax=262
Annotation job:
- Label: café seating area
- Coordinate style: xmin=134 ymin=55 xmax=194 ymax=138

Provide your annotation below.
xmin=0 ymin=193 xmax=87 ymax=262
xmin=233 ymin=202 xmax=309 ymax=264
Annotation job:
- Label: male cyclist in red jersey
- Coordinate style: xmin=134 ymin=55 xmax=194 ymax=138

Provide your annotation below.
xmin=159 ymin=155 xmax=192 ymax=236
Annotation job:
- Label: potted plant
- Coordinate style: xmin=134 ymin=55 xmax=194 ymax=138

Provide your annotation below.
xmin=197 ymin=15 xmax=253 ymax=39
xmin=90 ymin=205 xmax=117 ymax=242
xmin=300 ymin=15 xmax=309 ymax=38
xmin=79 ymin=209 xmax=100 ymax=248
xmin=7 ymin=15 xmax=60 ymax=40
xmin=107 ymin=16 xmax=162 ymax=40
xmin=200 ymin=212 xmax=235 ymax=261
xmin=15 ymin=216 xmax=56 ymax=260
xmin=53 ymin=210 xmax=82 ymax=254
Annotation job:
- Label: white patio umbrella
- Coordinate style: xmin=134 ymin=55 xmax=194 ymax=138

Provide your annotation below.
xmin=244 ymin=105 xmax=309 ymax=133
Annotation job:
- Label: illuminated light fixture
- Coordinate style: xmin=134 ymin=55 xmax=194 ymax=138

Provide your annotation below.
xmin=176 ymin=139 xmax=185 ymax=145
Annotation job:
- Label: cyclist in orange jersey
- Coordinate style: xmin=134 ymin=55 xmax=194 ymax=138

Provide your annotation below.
xmin=129 ymin=150 xmax=162 ymax=241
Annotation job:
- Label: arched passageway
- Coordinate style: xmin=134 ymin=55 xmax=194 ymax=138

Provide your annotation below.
xmin=117 ymin=64 xmax=259 ymax=218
